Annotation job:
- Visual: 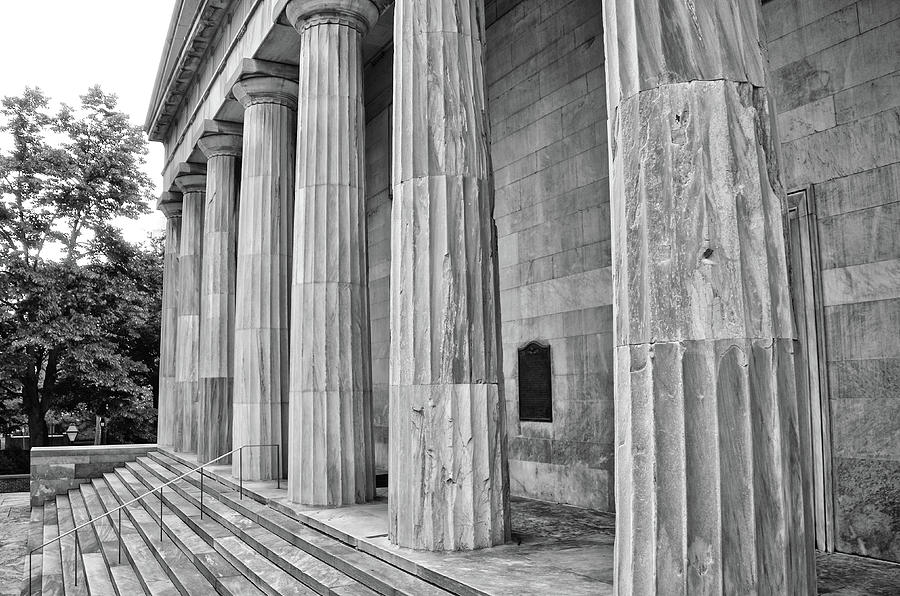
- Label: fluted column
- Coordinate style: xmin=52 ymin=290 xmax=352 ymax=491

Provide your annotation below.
xmin=389 ymin=0 xmax=509 ymax=551
xmin=282 ymin=0 xmax=378 ymax=506
xmin=157 ymin=193 xmax=182 ymax=448
xmin=603 ymin=1 xmax=814 ymax=594
xmin=196 ymin=131 xmax=242 ymax=464
xmin=231 ymin=75 xmax=297 ymax=480
xmin=173 ymin=166 xmax=206 ymax=454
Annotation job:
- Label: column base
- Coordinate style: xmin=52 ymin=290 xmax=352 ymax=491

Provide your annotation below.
xmin=389 ymin=383 xmax=509 ymax=551
xmin=287 ymin=389 xmax=373 ymax=506
xmin=231 ymin=400 xmax=287 ymax=481
xmin=614 ymin=338 xmax=810 ymax=594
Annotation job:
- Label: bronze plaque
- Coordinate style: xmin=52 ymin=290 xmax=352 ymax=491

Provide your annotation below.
xmin=518 ymin=342 xmax=552 ymax=422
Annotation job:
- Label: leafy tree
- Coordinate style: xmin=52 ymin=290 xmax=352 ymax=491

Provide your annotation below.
xmin=0 ymin=86 xmax=160 ymax=446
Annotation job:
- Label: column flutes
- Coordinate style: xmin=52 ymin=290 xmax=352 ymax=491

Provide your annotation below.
xmin=389 ymin=0 xmax=510 ymax=551
xmin=157 ymin=193 xmax=182 ymax=448
xmin=197 ymin=130 xmax=242 ymax=464
xmin=173 ymin=166 xmax=206 ymax=454
xmin=282 ymin=0 xmax=379 ymax=506
xmin=602 ymin=1 xmax=814 ymax=593
xmin=231 ymin=74 xmax=297 ymax=480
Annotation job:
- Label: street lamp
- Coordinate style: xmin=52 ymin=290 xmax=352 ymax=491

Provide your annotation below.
xmin=65 ymin=424 xmax=78 ymax=443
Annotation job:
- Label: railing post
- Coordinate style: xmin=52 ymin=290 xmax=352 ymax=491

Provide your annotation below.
xmin=29 ymin=551 xmax=32 ymax=596
xmin=240 ymin=447 xmax=243 ymax=500
xmin=200 ymin=468 xmax=204 ymax=520
xmin=74 ymin=531 xmax=79 ymax=586
xmin=118 ymin=508 xmax=122 ymax=564
xmin=159 ymin=487 xmax=164 ymax=542
xmin=276 ymin=445 xmax=281 ymax=490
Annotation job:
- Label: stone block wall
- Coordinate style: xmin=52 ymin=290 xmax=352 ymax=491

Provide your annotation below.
xmin=361 ymin=0 xmax=612 ymax=509
xmin=30 ymin=445 xmax=156 ymax=507
xmin=764 ymin=0 xmax=900 ymax=562
xmin=484 ymin=0 xmax=612 ymax=510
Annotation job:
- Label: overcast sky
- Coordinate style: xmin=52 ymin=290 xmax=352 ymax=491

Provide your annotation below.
xmin=0 ymin=0 xmax=175 ymax=244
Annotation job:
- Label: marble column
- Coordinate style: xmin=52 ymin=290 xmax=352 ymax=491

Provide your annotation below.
xmin=282 ymin=0 xmax=378 ymax=506
xmin=196 ymin=130 xmax=242 ymax=464
xmin=173 ymin=165 xmax=206 ymax=454
xmin=389 ymin=0 xmax=509 ymax=551
xmin=231 ymin=75 xmax=297 ymax=480
xmin=602 ymin=1 xmax=814 ymax=594
xmin=157 ymin=192 xmax=183 ymax=448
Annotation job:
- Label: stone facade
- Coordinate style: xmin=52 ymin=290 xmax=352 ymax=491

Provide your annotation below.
xmin=146 ymin=0 xmax=899 ymax=582
xmin=486 ymin=0 xmax=613 ymax=512
xmin=765 ymin=0 xmax=900 ymax=563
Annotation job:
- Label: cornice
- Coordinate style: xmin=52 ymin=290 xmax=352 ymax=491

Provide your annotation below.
xmin=145 ymin=0 xmax=237 ymax=142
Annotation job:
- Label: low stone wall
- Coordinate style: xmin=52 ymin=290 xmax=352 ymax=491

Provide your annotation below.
xmin=30 ymin=444 xmax=156 ymax=506
xmin=0 ymin=474 xmax=29 ymax=493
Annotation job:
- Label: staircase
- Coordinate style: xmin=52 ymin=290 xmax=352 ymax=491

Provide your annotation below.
xmin=26 ymin=450 xmax=455 ymax=596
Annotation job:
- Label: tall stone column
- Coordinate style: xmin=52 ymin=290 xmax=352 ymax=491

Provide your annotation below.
xmin=281 ymin=0 xmax=378 ymax=506
xmin=389 ymin=0 xmax=509 ymax=551
xmin=196 ymin=129 xmax=242 ymax=464
xmin=602 ymin=1 xmax=814 ymax=594
xmin=157 ymin=193 xmax=182 ymax=448
xmin=231 ymin=74 xmax=297 ymax=480
xmin=173 ymin=165 xmax=206 ymax=454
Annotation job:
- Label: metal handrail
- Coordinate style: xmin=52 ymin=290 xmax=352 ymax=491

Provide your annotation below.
xmin=28 ymin=442 xmax=281 ymax=593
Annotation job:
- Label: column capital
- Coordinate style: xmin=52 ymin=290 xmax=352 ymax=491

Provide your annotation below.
xmin=198 ymin=133 xmax=243 ymax=159
xmin=226 ymin=58 xmax=299 ymax=110
xmin=277 ymin=0 xmax=380 ymax=34
xmin=194 ymin=119 xmax=243 ymax=159
xmin=173 ymin=163 xmax=208 ymax=194
xmin=232 ymin=76 xmax=299 ymax=110
xmin=157 ymin=191 xmax=183 ymax=219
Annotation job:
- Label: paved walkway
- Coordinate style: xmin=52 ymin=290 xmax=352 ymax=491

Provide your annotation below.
xmin=818 ymin=551 xmax=900 ymax=595
xmin=0 ymin=492 xmax=30 ymax=596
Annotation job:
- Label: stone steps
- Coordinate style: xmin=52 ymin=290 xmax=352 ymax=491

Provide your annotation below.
xmin=88 ymin=478 xmax=184 ymax=595
xmin=26 ymin=502 xmax=44 ymax=596
xmin=125 ymin=458 xmax=376 ymax=595
xmin=54 ymin=495 xmax=89 ymax=596
xmin=66 ymin=489 xmax=117 ymax=596
xmin=142 ymin=451 xmax=454 ymax=596
xmin=120 ymin=461 xmax=319 ymax=596
xmin=28 ymin=492 xmax=123 ymax=596
xmin=40 ymin=501 xmax=64 ymax=595
xmin=28 ymin=449 xmax=459 ymax=596
xmin=101 ymin=472 xmax=242 ymax=596
xmin=149 ymin=451 xmax=472 ymax=595
xmin=109 ymin=467 xmax=288 ymax=596
xmin=78 ymin=481 xmax=145 ymax=595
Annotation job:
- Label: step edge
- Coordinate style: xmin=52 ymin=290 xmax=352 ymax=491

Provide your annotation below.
xmin=105 ymin=469 xmax=238 ymax=596
xmin=146 ymin=452 xmax=461 ymax=596
xmin=133 ymin=457 xmax=388 ymax=594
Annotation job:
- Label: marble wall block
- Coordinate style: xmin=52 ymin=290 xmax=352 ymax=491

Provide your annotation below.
xmin=761 ymin=0 xmax=900 ymax=563
xmin=484 ymin=0 xmax=613 ymax=510
xmin=30 ymin=445 xmax=155 ymax=507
